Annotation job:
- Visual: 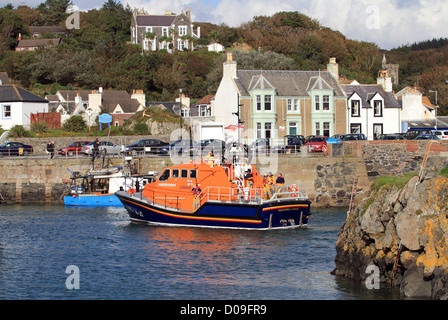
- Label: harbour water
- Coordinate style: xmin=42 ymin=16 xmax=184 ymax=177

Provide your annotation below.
xmin=0 ymin=204 xmax=400 ymax=300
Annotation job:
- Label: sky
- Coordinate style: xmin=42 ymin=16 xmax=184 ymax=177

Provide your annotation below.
xmin=4 ymin=0 xmax=448 ymax=50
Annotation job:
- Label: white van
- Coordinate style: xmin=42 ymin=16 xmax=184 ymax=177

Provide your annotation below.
xmin=432 ymin=130 xmax=448 ymax=140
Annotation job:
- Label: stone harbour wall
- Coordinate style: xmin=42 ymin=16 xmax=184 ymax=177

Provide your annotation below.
xmin=0 ymin=140 xmax=447 ymax=207
xmin=333 ymin=175 xmax=448 ymax=299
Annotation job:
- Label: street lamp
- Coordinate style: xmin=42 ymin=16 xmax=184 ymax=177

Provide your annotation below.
xmin=429 ymin=90 xmax=438 ymax=130
xmin=179 ymin=88 xmax=183 ymax=140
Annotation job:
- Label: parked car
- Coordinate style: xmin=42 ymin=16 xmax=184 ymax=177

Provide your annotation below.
xmin=193 ymin=139 xmax=226 ymax=156
xmin=0 ymin=141 xmax=33 ymax=157
xmin=58 ymin=141 xmax=90 ymax=156
xmin=326 ymin=134 xmax=343 ymax=144
xmin=83 ymin=141 xmax=124 ymax=155
xmin=403 ymin=130 xmax=431 ymax=140
xmin=273 ymin=135 xmax=303 ymax=153
xmin=305 ymin=135 xmax=315 ymax=143
xmin=342 ymin=133 xmax=367 ymax=141
xmin=166 ymin=139 xmax=196 ymax=156
xmin=121 ymin=139 xmax=169 ymax=155
xmin=432 ymin=130 xmax=448 ymax=140
xmin=285 ymin=134 xmax=306 ymax=145
xmin=415 ymin=134 xmax=440 ymax=140
xmin=249 ymin=138 xmax=270 ymax=154
xmin=380 ymin=134 xmax=405 ymax=140
xmin=305 ymin=136 xmax=327 ymax=152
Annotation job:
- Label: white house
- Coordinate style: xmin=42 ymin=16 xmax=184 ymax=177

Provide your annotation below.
xmin=395 ymin=86 xmax=438 ymax=131
xmin=131 ymin=8 xmax=200 ymax=52
xmin=0 ymin=85 xmax=48 ymax=130
xmin=47 ymin=88 xmax=145 ymax=127
xmin=342 ymin=72 xmax=402 ymax=139
xmin=207 ymin=43 xmax=224 ymax=52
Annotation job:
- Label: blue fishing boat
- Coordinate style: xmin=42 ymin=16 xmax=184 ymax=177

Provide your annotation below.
xmin=115 ymin=159 xmax=311 ymax=230
xmin=64 ymin=159 xmax=155 ymax=207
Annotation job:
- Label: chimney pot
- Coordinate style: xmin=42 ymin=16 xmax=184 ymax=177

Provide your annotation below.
xmin=227 ymin=52 xmax=233 ymax=62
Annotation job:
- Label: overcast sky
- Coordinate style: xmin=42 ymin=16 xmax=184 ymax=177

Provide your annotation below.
xmin=4 ymin=0 xmax=448 ymax=50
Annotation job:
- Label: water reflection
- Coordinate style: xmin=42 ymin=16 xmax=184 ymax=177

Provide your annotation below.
xmin=0 ymin=205 xmax=403 ymax=299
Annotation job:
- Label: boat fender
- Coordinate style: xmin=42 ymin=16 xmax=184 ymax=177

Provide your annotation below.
xmin=289 ymin=184 xmax=298 ymax=197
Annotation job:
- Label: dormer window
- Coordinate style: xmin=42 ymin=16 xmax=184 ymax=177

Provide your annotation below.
xmin=374 ymin=100 xmax=383 ymax=117
xmin=351 ymin=100 xmax=360 ymax=117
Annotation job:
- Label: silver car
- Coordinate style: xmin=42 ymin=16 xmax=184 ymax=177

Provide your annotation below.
xmin=83 ymin=141 xmax=124 ymax=155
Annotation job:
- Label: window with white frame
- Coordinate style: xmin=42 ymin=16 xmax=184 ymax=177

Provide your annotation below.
xmin=181 ymin=108 xmax=189 ymax=117
xmin=178 ymin=26 xmax=187 ymax=36
xmin=287 ymin=99 xmax=299 ymax=113
xmin=323 ymin=95 xmax=330 ymax=111
xmin=256 ymin=122 xmax=261 ymax=138
xmin=177 ymin=39 xmax=184 ymax=50
xmin=265 ymin=122 xmax=272 ymax=139
xmin=256 ymin=95 xmax=261 ymax=111
xmin=264 ymin=95 xmax=272 ymax=111
xmin=314 ymin=95 xmax=320 ymax=111
xmin=2 ymin=105 xmax=11 ymax=119
xmin=315 ymin=122 xmax=320 ymax=136
xmin=323 ymin=122 xmax=330 ymax=137
xmin=162 ymin=27 xmax=168 ymax=36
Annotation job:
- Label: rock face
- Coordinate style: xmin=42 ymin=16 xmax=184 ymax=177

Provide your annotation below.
xmin=333 ymin=175 xmax=448 ymax=299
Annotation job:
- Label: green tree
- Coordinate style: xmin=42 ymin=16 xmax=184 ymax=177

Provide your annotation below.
xmin=38 ymin=0 xmax=72 ymax=25
xmin=62 ymin=115 xmax=87 ymax=132
xmin=0 ymin=8 xmax=29 ymax=50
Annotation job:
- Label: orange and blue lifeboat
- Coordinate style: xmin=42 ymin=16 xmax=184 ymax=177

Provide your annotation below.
xmin=115 ymin=160 xmax=311 ymax=230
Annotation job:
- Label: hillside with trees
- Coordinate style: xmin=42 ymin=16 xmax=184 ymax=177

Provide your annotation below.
xmin=0 ymin=1 xmax=447 ymax=114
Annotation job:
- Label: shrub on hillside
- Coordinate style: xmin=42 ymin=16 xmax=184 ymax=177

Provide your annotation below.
xmin=8 ymin=125 xmax=32 ymax=138
xmin=62 ymin=115 xmax=87 ymax=132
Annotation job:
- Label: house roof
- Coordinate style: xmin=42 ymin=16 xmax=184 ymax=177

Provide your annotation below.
xmin=29 ymin=26 xmax=66 ymax=34
xmin=0 ymin=72 xmax=11 ymax=85
xmin=136 ymin=15 xmax=177 ymax=27
xmin=17 ymin=38 xmax=62 ymax=48
xmin=195 ymin=95 xmax=214 ymax=105
xmin=102 ymin=91 xmax=142 ymax=113
xmin=342 ymin=84 xmax=401 ymax=109
xmin=235 ymin=70 xmax=345 ymax=97
xmin=57 ymin=90 xmax=90 ymax=102
xmin=0 ymin=85 xmax=48 ymax=103
xmin=52 ymin=90 xmax=143 ymax=114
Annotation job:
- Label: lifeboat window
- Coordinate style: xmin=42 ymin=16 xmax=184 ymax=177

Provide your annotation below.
xmin=181 ymin=169 xmax=188 ymax=178
xmin=172 ymin=169 xmax=179 ymax=178
xmin=159 ymin=169 xmax=170 ymax=182
xmin=190 ymin=169 xmax=197 ymax=179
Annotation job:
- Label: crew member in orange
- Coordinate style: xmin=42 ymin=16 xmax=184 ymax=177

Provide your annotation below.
xmin=262 ymin=174 xmax=270 ymax=200
xmin=205 ymin=151 xmax=215 ymax=166
xmin=192 ymin=185 xmax=202 ymax=210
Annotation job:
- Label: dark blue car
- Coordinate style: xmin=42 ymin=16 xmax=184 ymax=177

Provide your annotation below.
xmin=121 ymin=139 xmax=169 ymax=155
xmin=0 ymin=141 xmax=33 ymax=157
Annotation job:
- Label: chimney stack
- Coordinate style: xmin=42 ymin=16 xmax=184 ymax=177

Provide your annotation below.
xmin=327 ymin=57 xmax=339 ymax=81
xmin=223 ymin=52 xmax=237 ymax=79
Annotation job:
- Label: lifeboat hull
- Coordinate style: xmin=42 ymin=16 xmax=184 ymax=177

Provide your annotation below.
xmin=115 ymin=191 xmax=311 ymax=230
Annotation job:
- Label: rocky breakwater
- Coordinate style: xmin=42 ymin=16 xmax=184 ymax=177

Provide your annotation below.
xmin=332 ymin=174 xmax=448 ymax=299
